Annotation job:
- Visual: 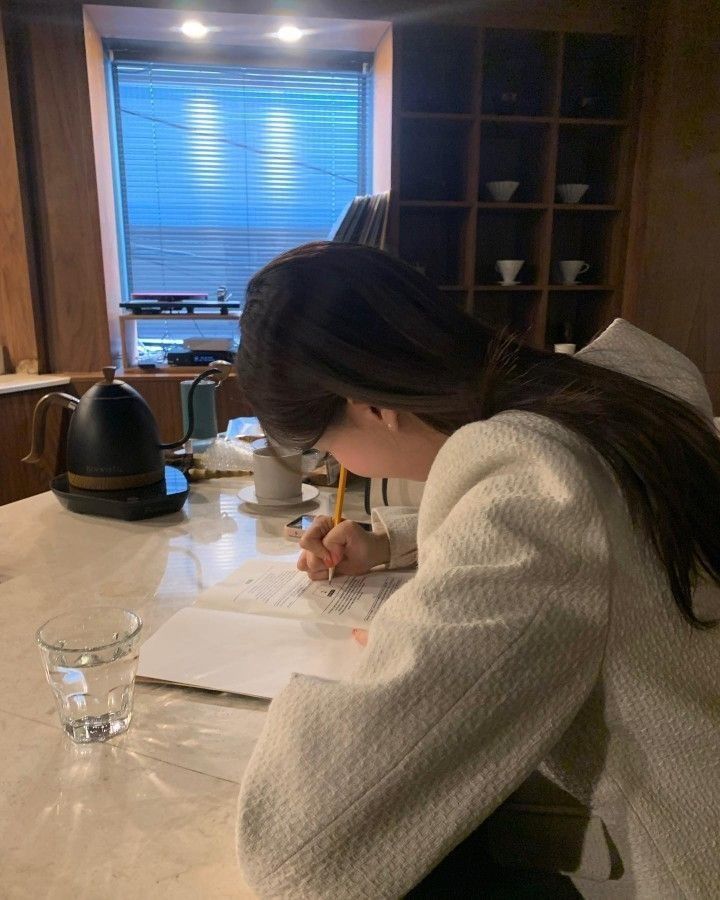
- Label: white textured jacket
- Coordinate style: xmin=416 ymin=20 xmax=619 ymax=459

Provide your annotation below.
xmin=237 ymin=320 xmax=720 ymax=899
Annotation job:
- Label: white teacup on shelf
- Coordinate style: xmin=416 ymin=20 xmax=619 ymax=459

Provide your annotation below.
xmin=559 ymin=260 xmax=590 ymax=284
xmin=495 ymin=259 xmax=524 ymax=285
xmin=557 ymin=183 xmax=589 ymax=204
xmin=486 ymin=180 xmax=520 ymax=202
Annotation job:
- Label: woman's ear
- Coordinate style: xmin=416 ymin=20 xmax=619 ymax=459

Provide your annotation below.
xmin=345 ymin=400 xmax=399 ymax=431
xmin=378 ymin=409 xmax=399 ymax=432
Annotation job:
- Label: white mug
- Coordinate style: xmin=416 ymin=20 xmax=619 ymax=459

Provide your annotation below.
xmin=554 ymin=343 xmax=577 ymax=355
xmin=557 ymin=183 xmax=589 ymax=204
xmin=486 ymin=180 xmax=519 ymax=202
xmin=559 ymin=260 xmax=590 ymax=284
xmin=252 ymin=443 xmax=303 ymax=503
xmin=495 ymin=259 xmax=524 ymax=285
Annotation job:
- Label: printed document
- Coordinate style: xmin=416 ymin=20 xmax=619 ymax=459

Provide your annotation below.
xmin=194 ymin=559 xmax=413 ymax=628
xmin=138 ymin=561 xmax=413 ymax=700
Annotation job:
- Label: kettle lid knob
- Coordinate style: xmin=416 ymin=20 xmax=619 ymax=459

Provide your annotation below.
xmin=102 ymin=366 xmax=116 ymax=384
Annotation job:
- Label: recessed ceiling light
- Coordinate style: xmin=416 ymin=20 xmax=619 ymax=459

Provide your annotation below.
xmin=276 ymin=24 xmax=303 ymax=43
xmin=181 ymin=20 xmax=209 ymax=39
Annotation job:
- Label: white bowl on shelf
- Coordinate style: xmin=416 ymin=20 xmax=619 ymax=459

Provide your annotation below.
xmin=486 ymin=180 xmax=520 ymax=202
xmin=556 ymin=183 xmax=589 ymax=204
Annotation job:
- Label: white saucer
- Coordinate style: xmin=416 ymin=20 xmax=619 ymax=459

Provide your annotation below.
xmin=238 ymin=483 xmax=319 ymax=509
xmin=497 ymin=280 xmax=521 ymax=286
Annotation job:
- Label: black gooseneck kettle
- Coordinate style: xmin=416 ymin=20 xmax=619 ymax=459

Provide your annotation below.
xmin=23 ymin=363 xmax=232 ymax=492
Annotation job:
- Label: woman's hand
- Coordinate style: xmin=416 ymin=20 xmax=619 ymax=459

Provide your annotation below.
xmin=298 ymin=516 xmax=390 ymax=581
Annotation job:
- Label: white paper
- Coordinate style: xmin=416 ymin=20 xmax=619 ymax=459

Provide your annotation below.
xmin=194 ymin=559 xmax=413 ymax=629
xmin=137 ymin=608 xmax=364 ymax=699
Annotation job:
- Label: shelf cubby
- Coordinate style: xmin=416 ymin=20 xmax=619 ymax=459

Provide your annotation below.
xmin=554 ymin=204 xmax=620 ymax=212
xmin=555 ymin=124 xmax=624 ymax=204
xmin=399 ymin=24 xmax=478 ymax=115
xmin=545 ymin=290 xmax=617 ymax=350
xmin=473 ymin=290 xmax=540 ymax=340
xmin=398 ymin=207 xmax=470 ymax=286
xmin=561 ymin=34 xmax=634 ymax=120
xmin=478 ymin=121 xmax=552 ymax=203
xmin=477 ymin=202 xmax=547 ymax=210
xmin=550 ymin=210 xmax=617 ymax=286
xmin=439 ymin=287 xmax=472 ymax=311
xmin=481 ymin=30 xmax=557 ymax=117
xmin=475 ymin=209 xmax=546 ymax=286
xmin=399 ymin=118 xmax=472 ymax=201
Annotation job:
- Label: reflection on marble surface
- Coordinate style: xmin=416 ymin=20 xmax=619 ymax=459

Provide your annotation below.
xmin=0 ymin=711 xmax=249 ymax=898
xmin=0 ymin=478 xmax=368 ymax=897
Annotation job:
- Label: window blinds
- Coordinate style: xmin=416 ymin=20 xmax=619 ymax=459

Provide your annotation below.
xmin=110 ymin=58 xmax=369 ymax=307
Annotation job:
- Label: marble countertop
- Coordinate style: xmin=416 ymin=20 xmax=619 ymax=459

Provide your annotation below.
xmin=0 ymin=478 xmax=367 ymax=898
xmin=0 ymin=373 xmax=71 ymax=395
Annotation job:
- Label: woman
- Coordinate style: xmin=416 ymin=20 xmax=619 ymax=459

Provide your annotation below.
xmin=235 ymin=242 xmax=720 ymax=898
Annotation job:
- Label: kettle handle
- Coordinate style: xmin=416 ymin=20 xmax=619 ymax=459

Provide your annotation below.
xmin=22 ymin=392 xmax=79 ymax=465
xmin=160 ymin=361 xmax=233 ymax=450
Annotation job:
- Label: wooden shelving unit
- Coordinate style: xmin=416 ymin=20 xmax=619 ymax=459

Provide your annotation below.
xmin=389 ymin=23 xmax=637 ymax=350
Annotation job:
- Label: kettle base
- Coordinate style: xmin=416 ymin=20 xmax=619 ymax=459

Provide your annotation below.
xmin=50 ymin=466 xmax=189 ymax=521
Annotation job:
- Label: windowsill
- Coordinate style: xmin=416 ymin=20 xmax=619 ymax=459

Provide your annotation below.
xmin=67 ymin=368 xmax=238 ymax=380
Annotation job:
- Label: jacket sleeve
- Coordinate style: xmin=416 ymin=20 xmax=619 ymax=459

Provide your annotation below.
xmin=371 ymin=506 xmax=418 ymax=568
xmin=237 ymin=419 xmax=612 ymax=899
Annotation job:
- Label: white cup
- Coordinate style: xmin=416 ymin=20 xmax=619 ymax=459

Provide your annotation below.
xmin=486 ymin=180 xmax=519 ymax=202
xmin=252 ymin=443 xmax=303 ymax=503
xmin=557 ymin=183 xmax=589 ymax=204
xmin=554 ymin=343 xmax=577 ymax=355
xmin=495 ymin=259 xmax=524 ymax=285
xmin=559 ymin=260 xmax=590 ymax=284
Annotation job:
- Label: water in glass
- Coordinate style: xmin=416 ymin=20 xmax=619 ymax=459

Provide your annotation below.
xmin=37 ymin=607 xmax=143 ymax=743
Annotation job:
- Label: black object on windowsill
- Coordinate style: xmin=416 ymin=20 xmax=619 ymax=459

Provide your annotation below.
xmin=121 ymin=299 xmax=240 ymax=315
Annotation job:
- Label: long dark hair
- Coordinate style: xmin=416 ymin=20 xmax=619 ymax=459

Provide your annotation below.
xmin=237 ymin=242 xmax=720 ymax=628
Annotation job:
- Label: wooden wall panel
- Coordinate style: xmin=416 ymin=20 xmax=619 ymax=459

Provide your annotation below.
xmin=83 ymin=9 xmax=122 ymax=364
xmin=0 ymin=388 xmax=68 ymax=505
xmin=625 ymin=0 xmax=720 ymax=410
xmin=372 ymin=25 xmax=392 ymax=193
xmin=0 ymin=10 xmax=40 ymax=373
xmin=13 ymin=1 xmax=110 ymax=373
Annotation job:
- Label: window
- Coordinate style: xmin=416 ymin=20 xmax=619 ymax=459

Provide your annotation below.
xmin=108 ymin=52 xmax=370 ymax=356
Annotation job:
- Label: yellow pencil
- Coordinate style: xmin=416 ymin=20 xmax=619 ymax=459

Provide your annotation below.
xmin=328 ymin=465 xmax=348 ymax=584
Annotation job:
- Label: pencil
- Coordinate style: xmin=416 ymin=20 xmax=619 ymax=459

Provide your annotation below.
xmin=328 ymin=465 xmax=348 ymax=584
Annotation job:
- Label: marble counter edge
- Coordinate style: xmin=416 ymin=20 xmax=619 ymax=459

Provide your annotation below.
xmin=0 ymin=374 xmax=71 ymax=395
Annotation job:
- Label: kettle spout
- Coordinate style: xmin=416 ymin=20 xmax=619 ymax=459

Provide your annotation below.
xmin=22 ymin=392 xmax=79 ymax=465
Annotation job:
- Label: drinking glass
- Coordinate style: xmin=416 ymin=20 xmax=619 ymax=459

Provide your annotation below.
xmin=37 ymin=607 xmax=143 ymax=744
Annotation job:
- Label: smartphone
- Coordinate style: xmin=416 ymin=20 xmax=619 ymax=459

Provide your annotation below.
xmin=284 ymin=514 xmax=372 ymax=540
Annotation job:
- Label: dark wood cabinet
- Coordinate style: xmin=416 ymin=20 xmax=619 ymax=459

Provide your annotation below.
xmin=390 ymin=25 xmax=639 ymax=351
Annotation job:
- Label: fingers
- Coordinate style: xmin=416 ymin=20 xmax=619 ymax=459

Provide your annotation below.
xmin=297 ymin=519 xmax=371 ymax=580
xmin=307 ymin=568 xmax=331 ymax=581
xmin=299 ymin=516 xmax=334 ymax=568
xmin=322 ymin=519 xmax=356 ymax=565
xmin=297 ymin=549 xmax=328 ymax=577
xmin=352 ymin=628 xmax=369 ymax=646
